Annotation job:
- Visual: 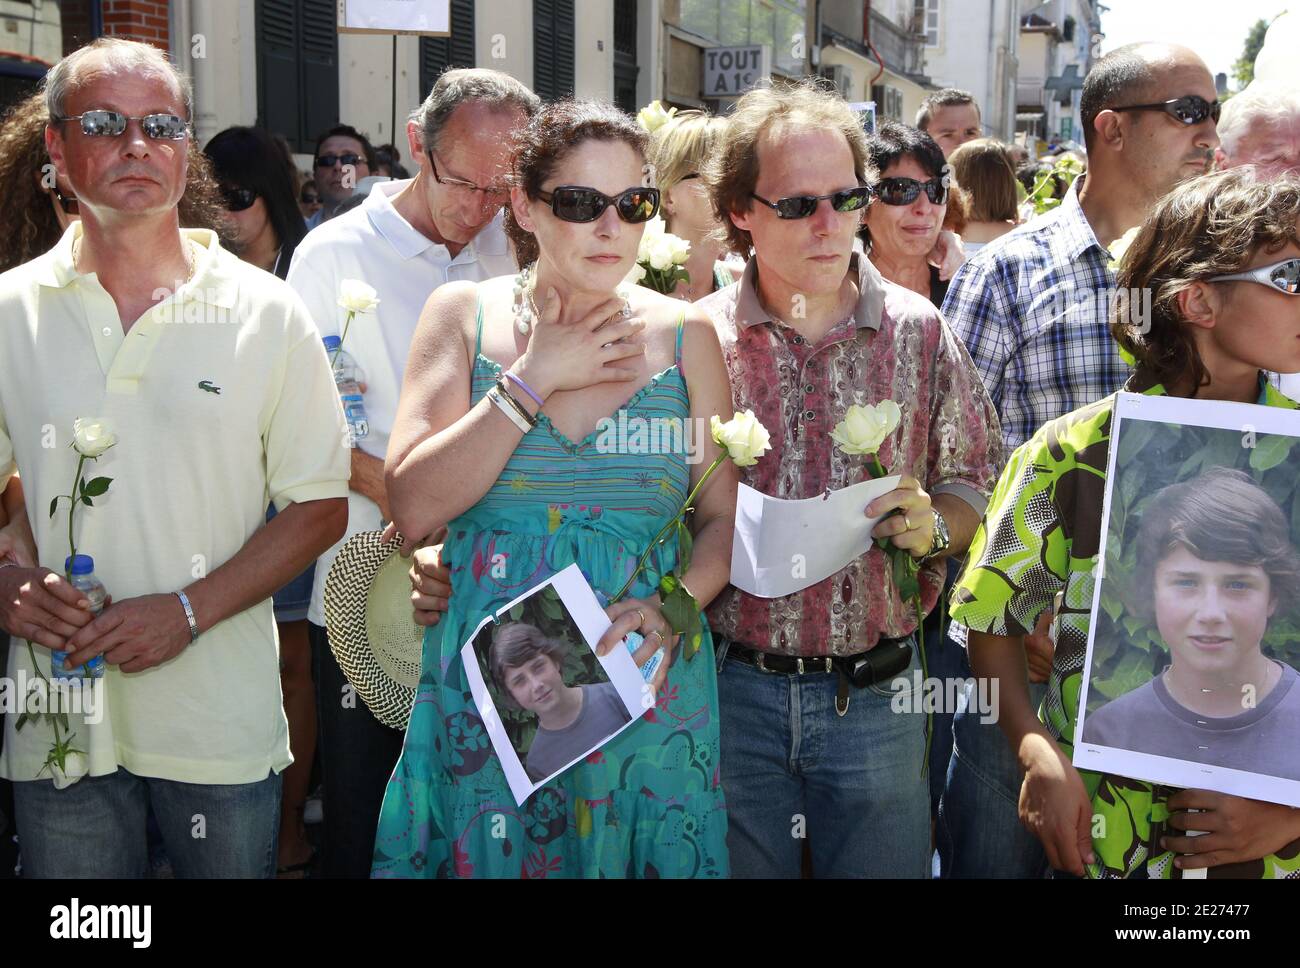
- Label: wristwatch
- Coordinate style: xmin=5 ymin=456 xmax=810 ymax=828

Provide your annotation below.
xmin=920 ymin=509 xmax=951 ymax=563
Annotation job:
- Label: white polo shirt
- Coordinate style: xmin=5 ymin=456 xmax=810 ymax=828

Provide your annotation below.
xmin=0 ymin=224 xmax=350 ymax=785
xmin=287 ymin=178 xmax=517 ymax=626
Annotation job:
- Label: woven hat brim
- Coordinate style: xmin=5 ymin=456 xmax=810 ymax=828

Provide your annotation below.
xmin=323 ymin=530 xmax=423 ymax=730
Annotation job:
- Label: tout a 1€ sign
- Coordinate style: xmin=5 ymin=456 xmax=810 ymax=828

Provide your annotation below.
xmin=702 ymin=45 xmax=772 ymax=97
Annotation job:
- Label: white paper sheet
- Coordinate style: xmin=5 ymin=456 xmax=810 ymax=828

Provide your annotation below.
xmin=341 ymin=0 xmax=449 ymax=33
xmin=729 ymin=477 xmax=901 ymax=598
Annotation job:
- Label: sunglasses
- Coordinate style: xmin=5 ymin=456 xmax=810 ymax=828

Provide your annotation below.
xmin=874 ymin=176 xmax=949 ymax=207
xmin=534 ymin=185 xmax=661 ymax=224
xmin=51 ymin=185 xmax=79 ymax=216
xmin=1208 ymin=258 xmax=1300 ymax=295
xmin=1112 ymin=94 xmax=1221 ymax=126
xmin=749 ymin=185 xmax=872 ymax=219
xmin=56 ymin=110 xmax=188 ymax=140
xmin=221 ymin=185 xmax=257 ymax=212
xmin=315 ymin=153 xmax=363 ymax=169
xmin=301 ymin=192 xmax=320 ymax=205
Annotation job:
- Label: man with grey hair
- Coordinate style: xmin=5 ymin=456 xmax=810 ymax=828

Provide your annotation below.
xmin=0 ymin=38 xmax=349 ymax=876
xmin=1215 ymin=81 xmax=1300 ymax=179
xmin=285 ymin=65 xmax=537 ymax=878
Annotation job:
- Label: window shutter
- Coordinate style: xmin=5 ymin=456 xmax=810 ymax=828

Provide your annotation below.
xmin=256 ymin=0 xmax=339 ymax=153
xmin=533 ymin=0 xmax=574 ymax=101
xmin=420 ymin=0 xmax=476 ymax=96
xmin=299 ymin=0 xmax=340 ymax=150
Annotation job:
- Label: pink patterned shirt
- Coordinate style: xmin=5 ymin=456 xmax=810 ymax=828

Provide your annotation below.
xmin=697 ymin=254 xmax=1003 ymax=657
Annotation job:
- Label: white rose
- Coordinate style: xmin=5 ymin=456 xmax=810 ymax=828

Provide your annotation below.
xmin=636 ymin=101 xmax=677 ymax=134
xmin=668 ymin=233 xmax=691 ymax=265
xmin=624 ymin=261 xmax=648 ymax=286
xmin=710 ymin=410 xmax=772 ymax=467
xmin=50 ymin=750 xmax=88 ymax=790
xmin=1108 ymin=227 xmax=1141 ymax=271
xmin=72 ymin=418 xmax=116 ymax=458
xmin=830 ymin=401 xmax=902 ymax=455
xmin=337 ymin=279 xmax=381 ymax=314
xmin=647 ymin=236 xmax=676 ymax=271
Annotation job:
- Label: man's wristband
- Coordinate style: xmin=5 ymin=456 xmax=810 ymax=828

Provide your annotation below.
xmin=175 ymin=590 xmax=200 ymax=643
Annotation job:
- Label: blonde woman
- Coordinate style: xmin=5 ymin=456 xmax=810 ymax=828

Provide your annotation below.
xmin=946 ymin=138 xmax=1020 ymax=257
xmin=649 ymin=110 xmax=738 ymax=300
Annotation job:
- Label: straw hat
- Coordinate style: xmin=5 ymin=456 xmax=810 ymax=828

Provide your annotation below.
xmin=323 ymin=530 xmax=424 ymax=730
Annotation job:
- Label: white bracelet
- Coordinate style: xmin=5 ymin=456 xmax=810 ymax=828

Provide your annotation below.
xmin=487 ymin=386 xmax=533 ymax=435
xmin=175 ymin=590 xmax=200 ymax=643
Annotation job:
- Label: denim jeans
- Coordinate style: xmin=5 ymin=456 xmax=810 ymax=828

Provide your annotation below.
xmin=14 ymin=767 xmax=281 ymax=878
xmin=310 ymin=622 xmax=405 ymax=878
xmin=717 ymin=638 xmax=930 ymax=878
xmin=935 ymin=679 xmax=1049 ymax=878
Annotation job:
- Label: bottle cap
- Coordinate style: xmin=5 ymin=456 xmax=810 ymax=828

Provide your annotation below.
xmin=64 ymin=554 xmax=94 ymax=576
xmin=322 ymin=335 xmax=342 ymax=350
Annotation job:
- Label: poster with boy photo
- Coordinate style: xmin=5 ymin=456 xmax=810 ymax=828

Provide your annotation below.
xmin=461 ymin=564 xmax=647 ymax=805
xmin=1076 ymin=392 xmax=1300 ymax=807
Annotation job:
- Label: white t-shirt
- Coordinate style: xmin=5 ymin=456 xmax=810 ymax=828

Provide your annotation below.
xmin=0 ymin=226 xmax=350 ymax=784
xmin=286 ymin=179 xmax=518 ymax=626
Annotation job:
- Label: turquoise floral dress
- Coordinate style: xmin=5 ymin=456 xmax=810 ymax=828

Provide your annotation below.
xmin=371 ymin=307 xmax=729 ymax=878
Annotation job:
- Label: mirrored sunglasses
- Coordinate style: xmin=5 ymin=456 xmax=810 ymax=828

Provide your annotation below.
xmin=749 ymin=185 xmax=872 ymax=219
xmin=57 ymin=110 xmax=188 ymax=140
xmin=534 ymin=185 xmax=661 ymax=224
xmin=874 ymin=176 xmax=949 ymax=207
xmin=1208 ymin=258 xmax=1300 ymax=295
xmin=1113 ymin=94 xmax=1221 ymax=126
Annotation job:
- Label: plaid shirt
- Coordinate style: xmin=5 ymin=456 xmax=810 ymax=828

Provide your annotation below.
xmin=941 ymin=177 xmax=1130 ymax=450
xmin=697 ymin=254 xmax=1003 ymax=657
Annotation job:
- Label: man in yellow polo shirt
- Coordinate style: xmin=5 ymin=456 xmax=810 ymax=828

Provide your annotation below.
xmin=0 ymin=39 xmax=349 ymax=877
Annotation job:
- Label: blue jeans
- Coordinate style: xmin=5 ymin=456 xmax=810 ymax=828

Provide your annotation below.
xmin=717 ymin=639 xmax=930 ymax=878
xmin=935 ymin=679 xmax=1049 ymax=878
xmin=14 ymin=767 xmax=281 ymax=878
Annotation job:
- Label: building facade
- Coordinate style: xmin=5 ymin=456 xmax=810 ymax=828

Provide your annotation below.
xmin=1017 ymin=0 xmax=1101 ymax=149
xmin=918 ymin=0 xmax=1022 ymax=141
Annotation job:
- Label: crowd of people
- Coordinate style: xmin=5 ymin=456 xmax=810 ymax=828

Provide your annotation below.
xmin=0 ymin=34 xmax=1298 ymax=880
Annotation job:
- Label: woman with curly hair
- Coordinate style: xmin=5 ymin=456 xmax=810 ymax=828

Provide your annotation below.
xmin=0 ymin=91 xmax=226 ymax=274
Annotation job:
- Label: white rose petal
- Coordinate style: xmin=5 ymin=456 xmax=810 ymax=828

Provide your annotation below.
xmin=71 ymin=418 xmax=116 ymax=458
xmin=337 ymin=279 xmax=381 ymax=314
xmin=830 ymin=401 xmax=902 ymax=455
xmin=636 ymin=101 xmax=677 ymax=134
xmin=50 ymin=751 xmax=88 ymax=790
xmin=648 ymin=237 xmax=676 ymax=271
xmin=710 ymin=410 xmax=772 ymax=467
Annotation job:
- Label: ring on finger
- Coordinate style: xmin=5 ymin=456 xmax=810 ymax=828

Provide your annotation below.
xmin=634 ymin=608 xmax=646 ymax=629
xmin=903 ymin=514 xmax=912 ymax=531
xmin=648 ymin=628 xmax=666 ymax=647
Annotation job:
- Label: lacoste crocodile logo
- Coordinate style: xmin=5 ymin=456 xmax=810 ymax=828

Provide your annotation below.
xmin=198 ymin=380 xmax=221 ymax=395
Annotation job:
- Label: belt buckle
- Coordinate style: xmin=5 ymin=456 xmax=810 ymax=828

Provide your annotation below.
xmin=756 ymin=652 xmax=770 ymax=674
xmin=796 ymin=657 xmax=805 ymax=674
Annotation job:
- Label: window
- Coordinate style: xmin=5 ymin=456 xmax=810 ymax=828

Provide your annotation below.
xmin=913 ymin=0 xmax=940 ymax=47
xmin=420 ymin=0 xmax=476 ymax=97
xmin=256 ymin=0 xmax=339 ymax=154
xmin=678 ymin=0 xmax=807 ymax=75
xmin=534 ymin=0 xmax=575 ymax=101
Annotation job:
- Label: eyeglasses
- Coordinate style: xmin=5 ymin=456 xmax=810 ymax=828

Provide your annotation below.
xmin=55 ymin=110 xmax=188 ymax=140
xmin=534 ymin=185 xmax=661 ymax=224
xmin=749 ymin=185 xmax=872 ymax=219
xmin=427 ymin=152 xmax=509 ymax=202
xmin=51 ymin=186 xmax=79 ymax=216
xmin=874 ymin=176 xmax=949 ymax=207
xmin=315 ymin=152 xmax=363 ymax=169
xmin=1112 ymin=95 xmax=1221 ymax=126
xmin=221 ymin=185 xmax=257 ymax=212
xmin=1207 ymin=258 xmax=1300 ymax=295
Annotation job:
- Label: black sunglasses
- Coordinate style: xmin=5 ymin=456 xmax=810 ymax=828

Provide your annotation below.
xmin=750 ymin=185 xmax=872 ymax=219
xmin=874 ymin=176 xmax=949 ymax=207
xmin=534 ymin=185 xmax=661 ymax=223
xmin=51 ymin=186 xmax=79 ymax=216
xmin=221 ymin=185 xmax=257 ymax=212
xmin=55 ymin=110 xmax=188 ymax=140
xmin=315 ymin=152 xmax=363 ymax=169
xmin=301 ymin=192 xmax=320 ymax=204
xmin=1112 ymin=94 xmax=1221 ymax=126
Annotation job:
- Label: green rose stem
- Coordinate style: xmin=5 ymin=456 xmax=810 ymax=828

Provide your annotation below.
xmin=21 ymin=639 xmax=82 ymax=778
xmin=331 ymin=310 xmax=357 ymax=368
xmin=610 ymin=450 xmax=727 ymax=605
xmin=863 ymin=451 xmax=932 ymax=776
xmin=67 ymin=452 xmax=86 ymax=564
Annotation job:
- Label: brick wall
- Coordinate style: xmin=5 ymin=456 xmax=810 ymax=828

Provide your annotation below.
xmin=99 ymin=0 xmax=171 ymax=50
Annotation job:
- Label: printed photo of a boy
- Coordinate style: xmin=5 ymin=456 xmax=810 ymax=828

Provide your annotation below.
xmin=1083 ymin=467 xmax=1300 ymax=781
xmin=488 ymin=622 xmax=632 ymax=783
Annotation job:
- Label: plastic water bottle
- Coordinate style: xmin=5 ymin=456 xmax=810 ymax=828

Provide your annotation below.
xmin=52 ymin=554 xmax=107 ymax=683
xmin=323 ymin=336 xmax=369 ymax=445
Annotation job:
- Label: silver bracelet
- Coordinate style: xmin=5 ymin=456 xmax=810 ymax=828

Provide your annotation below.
xmin=175 ymin=590 xmax=200 ymax=643
xmin=487 ymin=386 xmax=533 ymax=435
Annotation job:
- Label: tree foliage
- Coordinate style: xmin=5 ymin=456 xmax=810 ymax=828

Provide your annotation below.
xmin=1233 ymin=17 xmax=1270 ymax=89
